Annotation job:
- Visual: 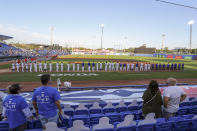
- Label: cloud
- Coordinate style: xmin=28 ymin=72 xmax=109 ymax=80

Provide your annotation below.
xmin=0 ymin=24 xmax=50 ymax=44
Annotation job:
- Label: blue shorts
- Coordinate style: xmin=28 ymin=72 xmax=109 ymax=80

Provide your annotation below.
xmin=38 ymin=114 xmax=58 ymax=126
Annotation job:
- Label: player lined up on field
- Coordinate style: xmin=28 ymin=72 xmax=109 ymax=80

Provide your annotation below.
xmin=11 ymin=59 xmax=185 ymax=72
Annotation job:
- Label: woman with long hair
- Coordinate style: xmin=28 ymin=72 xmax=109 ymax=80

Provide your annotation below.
xmin=142 ymin=80 xmax=163 ymax=118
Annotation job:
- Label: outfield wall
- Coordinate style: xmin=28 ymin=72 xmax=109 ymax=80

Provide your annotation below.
xmin=153 ymin=54 xmax=197 ymax=60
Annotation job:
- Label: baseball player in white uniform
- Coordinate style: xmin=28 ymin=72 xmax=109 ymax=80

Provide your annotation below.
xmin=44 ymin=62 xmax=47 ymax=72
xmin=105 ymin=62 xmax=108 ymax=71
xmin=82 ymin=62 xmax=85 ymax=72
xmin=148 ymin=63 xmax=151 ymax=71
xmin=112 ymin=62 xmax=115 ymax=71
xmin=144 ymin=63 xmax=148 ymax=71
xmin=49 ymin=63 xmax=52 ymax=72
xmin=34 ymin=62 xmax=37 ymax=72
xmin=73 ymin=63 xmax=75 ymax=72
xmin=16 ymin=63 xmax=20 ymax=72
xmin=61 ymin=62 xmax=64 ymax=72
xmin=140 ymin=63 xmax=144 ymax=71
xmin=108 ymin=62 xmax=111 ymax=71
xmin=21 ymin=62 xmax=24 ymax=72
xmin=96 ymin=62 xmax=99 ymax=71
xmin=29 ymin=62 xmax=32 ymax=72
xmin=67 ymin=63 xmax=70 ymax=72
xmin=100 ymin=62 xmax=102 ymax=71
xmin=127 ymin=63 xmax=130 ymax=71
xmin=56 ymin=62 xmax=59 ymax=72
xmin=39 ymin=62 xmax=43 ymax=72
xmin=131 ymin=63 xmax=134 ymax=71
xmin=88 ymin=62 xmax=91 ymax=72
xmin=77 ymin=63 xmax=80 ymax=72
xmin=116 ymin=62 xmax=119 ymax=71
xmin=11 ymin=62 xmax=15 ymax=72
xmin=25 ymin=63 xmax=28 ymax=72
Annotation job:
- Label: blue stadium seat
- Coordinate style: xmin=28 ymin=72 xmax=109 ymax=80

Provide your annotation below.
xmin=172 ymin=119 xmax=192 ymax=131
xmin=90 ymin=114 xmax=105 ymax=126
xmin=105 ymin=113 xmax=122 ymax=124
xmin=85 ymin=104 xmax=93 ymax=109
xmin=128 ymin=106 xmax=139 ymax=112
xmin=191 ymin=118 xmax=197 ymax=131
xmin=75 ymin=109 xmax=89 ymax=115
xmin=90 ymin=108 xmax=102 ymax=114
xmin=72 ymin=114 xmax=89 ymax=125
xmin=70 ymin=105 xmax=78 ymax=110
xmin=189 ymin=105 xmax=197 ymax=114
xmin=58 ymin=114 xmax=70 ymax=128
xmin=124 ymin=102 xmax=131 ymax=106
xmin=64 ymin=110 xmax=74 ymax=117
xmin=112 ymin=103 xmax=119 ymax=106
xmin=103 ymin=108 xmax=115 ymax=114
xmin=177 ymin=106 xmax=190 ymax=115
xmin=137 ymin=123 xmax=156 ymax=131
xmin=156 ymin=121 xmax=174 ymax=131
xmin=99 ymin=103 xmax=107 ymax=108
xmin=25 ymin=129 xmax=42 ymax=131
xmin=27 ymin=120 xmax=42 ymax=129
xmin=0 ymin=121 xmax=9 ymax=131
xmin=180 ymin=102 xmax=191 ymax=107
xmin=116 ymin=106 xmax=127 ymax=113
xmin=94 ymin=128 xmax=114 ymax=131
xmin=116 ymin=125 xmax=136 ymax=131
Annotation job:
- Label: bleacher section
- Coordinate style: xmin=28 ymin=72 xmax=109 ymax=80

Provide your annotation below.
xmin=1 ymin=98 xmax=197 ymax=131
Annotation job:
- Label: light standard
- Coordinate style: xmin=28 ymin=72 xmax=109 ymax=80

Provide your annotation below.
xmin=188 ymin=20 xmax=194 ymax=54
xmin=162 ymin=34 xmax=165 ymax=53
xmin=49 ymin=26 xmax=54 ymax=46
xmin=100 ymin=24 xmax=104 ymax=49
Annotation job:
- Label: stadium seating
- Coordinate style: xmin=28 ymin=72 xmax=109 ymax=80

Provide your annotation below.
xmin=2 ymin=97 xmax=197 ymax=131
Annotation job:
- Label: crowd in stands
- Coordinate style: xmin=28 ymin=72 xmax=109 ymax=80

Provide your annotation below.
xmin=1 ymin=75 xmax=197 ymax=131
xmin=0 ymin=42 xmax=70 ymax=58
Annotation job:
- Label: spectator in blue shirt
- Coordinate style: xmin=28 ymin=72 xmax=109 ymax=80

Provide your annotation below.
xmin=3 ymin=84 xmax=33 ymax=131
xmin=32 ymin=74 xmax=62 ymax=129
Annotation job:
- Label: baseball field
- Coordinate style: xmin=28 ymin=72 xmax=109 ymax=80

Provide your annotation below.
xmin=0 ymin=55 xmax=197 ymax=91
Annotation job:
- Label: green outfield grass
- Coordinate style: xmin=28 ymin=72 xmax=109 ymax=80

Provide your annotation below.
xmin=0 ymin=55 xmax=197 ymax=82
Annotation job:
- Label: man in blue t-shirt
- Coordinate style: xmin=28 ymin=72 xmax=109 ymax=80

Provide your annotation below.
xmin=3 ymin=84 xmax=33 ymax=131
xmin=32 ymin=74 xmax=62 ymax=129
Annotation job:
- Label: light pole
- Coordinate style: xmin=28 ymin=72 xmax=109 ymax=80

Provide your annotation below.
xmin=49 ymin=26 xmax=54 ymax=46
xmin=100 ymin=24 xmax=104 ymax=49
xmin=162 ymin=34 xmax=165 ymax=53
xmin=188 ymin=20 xmax=194 ymax=54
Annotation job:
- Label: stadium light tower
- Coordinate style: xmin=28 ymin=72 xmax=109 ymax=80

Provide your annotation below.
xmin=49 ymin=26 xmax=54 ymax=45
xmin=100 ymin=24 xmax=104 ymax=49
xmin=162 ymin=34 xmax=165 ymax=53
xmin=188 ymin=20 xmax=194 ymax=54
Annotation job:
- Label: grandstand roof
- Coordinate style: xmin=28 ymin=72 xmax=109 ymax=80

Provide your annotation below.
xmin=0 ymin=35 xmax=13 ymax=41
